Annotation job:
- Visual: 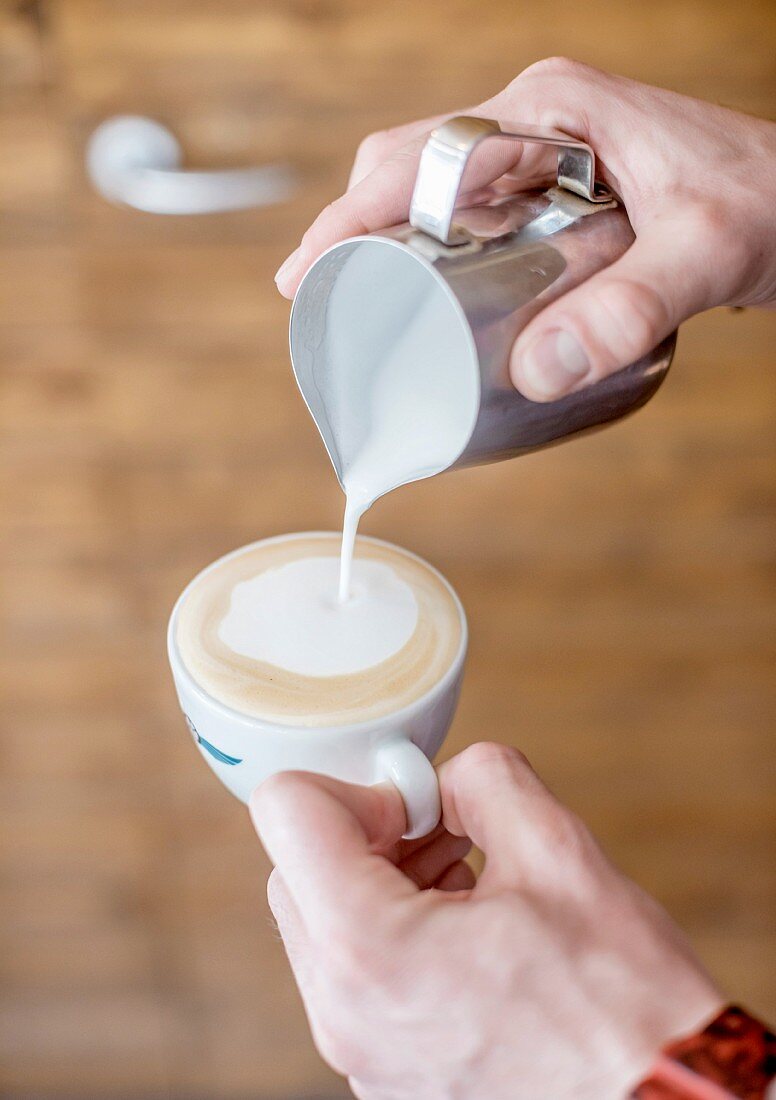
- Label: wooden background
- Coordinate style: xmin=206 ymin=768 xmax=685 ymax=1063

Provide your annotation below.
xmin=1 ymin=1 xmax=774 ymax=1096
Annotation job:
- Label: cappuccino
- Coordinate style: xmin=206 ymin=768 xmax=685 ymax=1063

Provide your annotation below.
xmin=175 ymin=533 xmax=463 ymax=727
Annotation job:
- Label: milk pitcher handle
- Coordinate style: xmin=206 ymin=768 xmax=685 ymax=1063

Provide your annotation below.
xmin=375 ymin=738 xmax=441 ymax=841
xmin=409 ymin=115 xmax=613 ymax=246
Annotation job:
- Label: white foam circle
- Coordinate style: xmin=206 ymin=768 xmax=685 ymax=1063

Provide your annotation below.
xmin=218 ymin=556 xmax=418 ymax=677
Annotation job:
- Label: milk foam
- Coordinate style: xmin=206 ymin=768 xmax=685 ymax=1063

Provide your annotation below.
xmin=219 ymin=556 xmax=418 ymax=676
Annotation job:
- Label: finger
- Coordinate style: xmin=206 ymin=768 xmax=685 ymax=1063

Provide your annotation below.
xmin=377 ymin=820 xmax=448 ymax=866
xmin=276 ymin=58 xmax=626 ymax=299
xmin=250 ymin=773 xmax=414 ymax=932
xmin=434 ymin=860 xmax=477 ymax=893
xmin=275 ymin=116 xmax=547 ymax=299
xmin=510 ymin=213 xmax=713 ymax=400
xmin=438 ymin=741 xmax=567 ymax=889
xmin=347 ymin=112 xmax=455 ymax=190
xmin=275 ymin=135 xmax=432 ymax=297
xmin=397 ymin=830 xmax=472 ymax=890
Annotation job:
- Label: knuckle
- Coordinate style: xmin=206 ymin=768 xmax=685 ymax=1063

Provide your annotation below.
xmin=517 ymin=55 xmax=586 ymax=83
xmin=686 ymin=199 xmax=750 ymax=268
xmin=300 ymin=219 xmax=322 ymax=251
xmin=356 ymin=129 xmax=391 ymax=164
xmin=378 ymin=124 xmax=412 ymax=151
xmin=459 ymin=740 xmax=533 ymax=778
xmin=301 ymin=200 xmax=340 ymax=245
xmin=685 ymin=198 xmax=728 ymax=239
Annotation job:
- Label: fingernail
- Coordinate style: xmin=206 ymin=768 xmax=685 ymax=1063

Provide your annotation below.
xmin=274 ymin=247 xmax=301 ymax=288
xmin=519 ymin=330 xmax=590 ymax=398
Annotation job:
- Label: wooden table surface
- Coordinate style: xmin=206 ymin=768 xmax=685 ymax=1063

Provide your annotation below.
xmin=1 ymin=1 xmax=774 ymax=1096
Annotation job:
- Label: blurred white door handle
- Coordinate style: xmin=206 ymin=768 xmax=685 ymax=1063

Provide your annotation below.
xmin=86 ymin=116 xmax=296 ymax=214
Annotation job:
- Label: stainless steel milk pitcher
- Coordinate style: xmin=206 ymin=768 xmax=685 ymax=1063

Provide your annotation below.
xmin=290 ymin=116 xmax=674 ymax=484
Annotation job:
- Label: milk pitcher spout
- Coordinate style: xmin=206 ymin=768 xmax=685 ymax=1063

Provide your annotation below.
xmin=289 ymin=115 xmax=675 ymax=495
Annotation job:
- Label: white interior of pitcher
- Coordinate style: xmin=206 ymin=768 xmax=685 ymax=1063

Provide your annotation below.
xmin=289 ymin=237 xmax=480 ymax=502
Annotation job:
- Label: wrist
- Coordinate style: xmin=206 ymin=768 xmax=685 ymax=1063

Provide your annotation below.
xmin=630 ymin=1005 xmax=776 ymax=1099
xmin=570 ymin=969 xmax=725 ymax=1100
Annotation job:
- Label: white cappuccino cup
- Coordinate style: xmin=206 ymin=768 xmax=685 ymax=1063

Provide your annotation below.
xmin=167 ymin=533 xmax=467 ymax=838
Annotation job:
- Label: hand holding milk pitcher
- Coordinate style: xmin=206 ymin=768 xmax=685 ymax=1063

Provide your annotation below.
xmin=278 ymin=58 xmax=776 ymax=394
xmin=169 ymin=60 xmax=776 ymax=838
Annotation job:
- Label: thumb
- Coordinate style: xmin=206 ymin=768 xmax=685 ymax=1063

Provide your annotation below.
xmin=250 ymin=773 xmax=412 ymax=934
xmin=510 ymin=215 xmax=711 ymax=401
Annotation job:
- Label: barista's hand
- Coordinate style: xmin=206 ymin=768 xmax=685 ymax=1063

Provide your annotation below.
xmin=275 ymin=60 xmax=776 ymax=401
xmin=250 ymin=743 xmax=722 ymax=1099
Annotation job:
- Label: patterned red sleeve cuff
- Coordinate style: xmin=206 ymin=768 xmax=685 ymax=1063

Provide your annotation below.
xmin=631 ymin=1006 xmax=776 ymax=1100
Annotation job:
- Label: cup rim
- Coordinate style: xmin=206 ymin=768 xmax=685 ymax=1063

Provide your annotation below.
xmin=168 ymin=531 xmax=468 ymax=736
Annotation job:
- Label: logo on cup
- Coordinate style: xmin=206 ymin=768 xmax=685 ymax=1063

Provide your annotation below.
xmin=184 ymin=713 xmax=243 ymax=766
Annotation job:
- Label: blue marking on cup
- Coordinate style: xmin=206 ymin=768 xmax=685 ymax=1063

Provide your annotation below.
xmin=197 ymin=735 xmax=243 ymax=766
xmin=184 ymin=714 xmax=242 ymax=766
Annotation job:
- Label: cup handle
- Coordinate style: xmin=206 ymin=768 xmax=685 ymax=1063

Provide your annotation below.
xmin=375 ymin=739 xmax=441 ymax=840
